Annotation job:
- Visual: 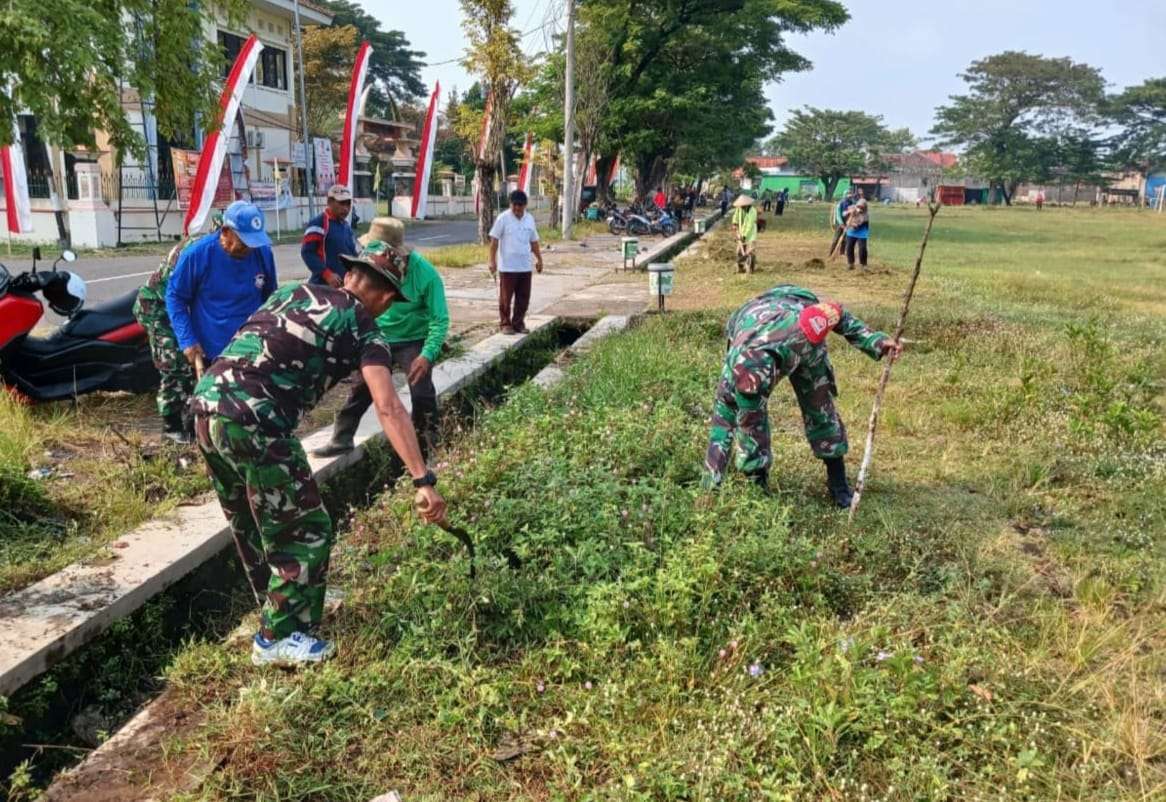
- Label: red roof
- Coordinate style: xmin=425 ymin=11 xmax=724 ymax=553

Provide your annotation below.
xmin=747 ymin=156 xmax=789 ymax=169
xmin=918 ymin=150 xmax=958 ymax=168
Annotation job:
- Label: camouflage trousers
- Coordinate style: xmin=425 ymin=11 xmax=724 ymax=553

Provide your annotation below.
xmin=194 ymin=413 xmax=333 ymax=640
xmin=140 ymin=316 xmax=195 ymax=420
xmin=703 ymin=356 xmax=848 ymax=486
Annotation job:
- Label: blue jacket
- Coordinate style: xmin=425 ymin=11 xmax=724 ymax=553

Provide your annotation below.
xmin=165 ymin=233 xmax=277 ymax=359
xmin=301 ymin=210 xmax=357 ymax=285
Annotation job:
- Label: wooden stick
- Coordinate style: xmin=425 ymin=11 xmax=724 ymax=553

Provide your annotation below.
xmin=194 ymin=353 xmax=206 ymax=381
xmin=847 ymin=201 xmax=941 ymax=523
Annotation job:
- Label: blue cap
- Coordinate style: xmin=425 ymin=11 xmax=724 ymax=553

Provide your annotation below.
xmin=222 ymin=201 xmax=272 ymax=249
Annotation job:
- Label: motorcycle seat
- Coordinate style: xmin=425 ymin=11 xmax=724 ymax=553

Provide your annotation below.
xmin=62 ymin=289 xmax=141 ymax=338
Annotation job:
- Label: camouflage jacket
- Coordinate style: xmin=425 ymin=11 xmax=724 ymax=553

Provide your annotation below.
xmin=133 ymin=237 xmax=204 ymax=324
xmin=722 ymin=284 xmax=888 ymax=397
xmin=192 ymin=283 xmax=394 ymax=436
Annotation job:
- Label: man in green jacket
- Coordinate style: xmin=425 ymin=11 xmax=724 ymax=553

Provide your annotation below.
xmin=315 ymin=218 xmax=450 ymax=459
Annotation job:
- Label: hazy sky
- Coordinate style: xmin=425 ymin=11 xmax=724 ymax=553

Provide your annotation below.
xmin=369 ymin=0 xmax=1165 ymax=143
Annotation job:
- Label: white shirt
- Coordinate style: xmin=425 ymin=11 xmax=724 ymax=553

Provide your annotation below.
xmin=489 ymin=209 xmax=540 ymax=272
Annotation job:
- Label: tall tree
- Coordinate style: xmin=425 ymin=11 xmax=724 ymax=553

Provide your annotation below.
xmin=1106 ymin=77 xmax=1166 ymax=186
xmin=319 ymin=0 xmax=426 ymax=117
xmin=581 ymin=0 xmax=848 ymax=194
xmin=931 ymin=51 xmax=1105 ymax=204
xmin=0 ymin=0 xmax=247 ymax=155
xmin=302 ymin=25 xmax=362 ymax=138
xmin=771 ymin=108 xmax=915 ymax=200
xmin=459 ymin=0 xmax=532 ymax=242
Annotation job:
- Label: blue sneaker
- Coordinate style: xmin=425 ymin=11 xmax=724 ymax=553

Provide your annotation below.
xmin=251 ymin=631 xmax=336 ymax=666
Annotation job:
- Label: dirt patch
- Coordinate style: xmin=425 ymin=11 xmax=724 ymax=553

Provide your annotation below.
xmin=43 ymin=691 xmax=210 ymax=802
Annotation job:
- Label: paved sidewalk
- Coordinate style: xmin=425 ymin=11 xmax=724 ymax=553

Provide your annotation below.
xmin=440 ymin=233 xmax=646 ymax=343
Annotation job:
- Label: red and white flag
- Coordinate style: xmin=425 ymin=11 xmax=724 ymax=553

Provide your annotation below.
xmin=1 ymin=120 xmax=33 ymax=234
xmin=183 ymin=34 xmax=263 ymax=236
xmin=585 ymin=157 xmax=598 ymax=186
xmin=338 ymin=41 xmax=372 ymax=196
xmin=474 ymin=93 xmax=494 ymax=215
xmin=606 ymin=153 xmax=621 ymax=187
xmin=517 ymin=132 xmax=536 ymax=196
xmin=410 ymin=81 xmax=440 ymax=219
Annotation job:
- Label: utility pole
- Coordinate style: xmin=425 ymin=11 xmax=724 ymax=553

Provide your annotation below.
xmin=560 ymin=0 xmax=575 ymax=238
xmin=292 ymin=0 xmax=316 ymax=217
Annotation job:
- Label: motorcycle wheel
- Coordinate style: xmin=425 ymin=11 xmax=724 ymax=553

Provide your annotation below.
xmin=629 ymin=219 xmax=649 ymax=236
xmin=661 ymin=222 xmax=677 ymax=236
xmin=608 ymin=218 xmax=626 ymax=235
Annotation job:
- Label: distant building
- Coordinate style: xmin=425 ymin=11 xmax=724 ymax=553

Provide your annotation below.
xmin=0 ymin=0 xmax=414 ymax=245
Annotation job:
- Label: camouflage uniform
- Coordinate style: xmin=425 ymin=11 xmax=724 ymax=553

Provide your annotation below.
xmin=133 ymin=240 xmax=198 ymax=421
xmin=703 ymin=284 xmax=889 ymax=487
xmin=191 ymin=283 xmax=394 ymax=639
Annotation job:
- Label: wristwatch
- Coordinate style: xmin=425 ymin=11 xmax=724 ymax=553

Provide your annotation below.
xmin=412 ymin=470 xmax=438 ymax=489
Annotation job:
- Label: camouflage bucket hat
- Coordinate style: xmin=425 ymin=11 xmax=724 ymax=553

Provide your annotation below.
xmin=340 ymin=239 xmax=411 ymax=302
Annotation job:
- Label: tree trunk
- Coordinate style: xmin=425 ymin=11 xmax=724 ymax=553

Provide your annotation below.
xmin=595 ymin=153 xmax=616 ymax=202
xmin=823 ymin=175 xmax=840 ymax=201
xmin=1073 ymin=180 xmax=1081 ymax=206
xmin=476 ymin=162 xmax=497 ymax=244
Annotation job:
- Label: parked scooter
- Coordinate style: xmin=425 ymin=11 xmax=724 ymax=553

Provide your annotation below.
xmin=606 ymin=204 xmax=630 ymax=235
xmin=0 ymin=247 xmax=158 ymax=401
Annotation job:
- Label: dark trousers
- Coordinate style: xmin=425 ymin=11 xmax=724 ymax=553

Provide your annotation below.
xmin=775 ymin=200 xmax=785 ymax=216
xmin=499 ymin=271 xmax=533 ymax=329
xmin=845 ymin=235 xmax=868 ymax=267
xmin=329 ymin=339 xmax=438 ymax=457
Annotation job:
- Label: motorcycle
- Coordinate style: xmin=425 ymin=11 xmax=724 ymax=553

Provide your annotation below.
xmin=606 ymin=204 xmax=631 ymax=235
xmin=0 ymin=247 xmax=158 ymax=402
xmin=625 ymin=210 xmax=677 ymax=237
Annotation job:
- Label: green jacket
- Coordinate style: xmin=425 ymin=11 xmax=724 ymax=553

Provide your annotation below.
xmin=376 ymin=251 xmax=450 ymax=363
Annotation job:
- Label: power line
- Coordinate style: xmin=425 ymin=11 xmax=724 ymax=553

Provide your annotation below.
xmin=424 ymin=16 xmax=559 ymax=67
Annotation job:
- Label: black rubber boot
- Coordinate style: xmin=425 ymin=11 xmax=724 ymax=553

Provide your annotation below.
xmin=312 ymin=439 xmax=355 ymax=458
xmin=824 ymin=458 xmax=853 ymax=509
xmin=744 ymin=467 xmax=770 ymax=493
xmin=162 ymin=414 xmax=192 ymax=444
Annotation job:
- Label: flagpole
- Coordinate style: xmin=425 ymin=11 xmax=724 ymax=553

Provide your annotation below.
xmin=292 ymin=0 xmax=315 ymax=219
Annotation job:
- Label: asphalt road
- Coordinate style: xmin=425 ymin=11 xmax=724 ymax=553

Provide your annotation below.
xmin=15 ymin=217 xmax=482 ymax=328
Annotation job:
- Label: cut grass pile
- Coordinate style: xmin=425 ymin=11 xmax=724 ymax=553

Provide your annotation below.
xmin=143 ymin=206 xmax=1166 ymax=801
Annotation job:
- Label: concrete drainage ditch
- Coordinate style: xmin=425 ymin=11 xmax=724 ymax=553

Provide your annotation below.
xmin=3 ymin=314 xmax=642 ymax=798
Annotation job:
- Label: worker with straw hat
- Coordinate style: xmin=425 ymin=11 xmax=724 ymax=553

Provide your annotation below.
xmin=731 ymin=193 xmax=759 ymax=273
xmin=314 ymin=217 xmax=449 ymax=460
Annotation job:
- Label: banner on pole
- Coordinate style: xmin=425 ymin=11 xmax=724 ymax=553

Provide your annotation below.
xmin=338 ymin=41 xmax=372 ymax=196
xmin=411 ymin=81 xmax=441 ymax=219
xmin=517 ymin=132 xmax=536 ymax=196
xmin=172 ymin=148 xmax=234 ymax=210
xmin=0 ymin=134 xmax=33 ymax=234
xmin=314 ymin=137 xmax=335 ymax=194
xmin=183 ymin=34 xmax=263 ymax=235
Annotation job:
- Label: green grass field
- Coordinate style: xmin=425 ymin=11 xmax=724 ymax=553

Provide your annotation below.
xmin=117 ymin=204 xmax=1162 ymax=800
xmin=5 ymin=204 xmax=1165 ymax=799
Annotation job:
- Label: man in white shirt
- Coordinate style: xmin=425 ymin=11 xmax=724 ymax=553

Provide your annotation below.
xmin=488 ymin=189 xmax=543 ymax=334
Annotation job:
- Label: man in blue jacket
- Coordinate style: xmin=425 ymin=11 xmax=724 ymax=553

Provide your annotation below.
xmin=301 ymin=184 xmax=357 ymax=287
xmin=166 ymin=201 xmax=277 ymax=369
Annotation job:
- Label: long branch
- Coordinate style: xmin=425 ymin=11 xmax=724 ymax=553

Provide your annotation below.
xmin=847 ymin=201 xmax=940 ymax=523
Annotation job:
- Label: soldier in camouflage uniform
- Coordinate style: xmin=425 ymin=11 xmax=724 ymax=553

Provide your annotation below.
xmin=191 ymin=240 xmax=448 ymax=666
xmin=133 ymin=213 xmax=223 ymax=443
xmin=703 ymin=284 xmax=901 ymax=507
xmin=134 ymin=239 xmax=200 ymax=442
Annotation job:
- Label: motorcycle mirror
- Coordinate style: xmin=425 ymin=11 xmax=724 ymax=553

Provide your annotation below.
xmin=61 ymin=250 xmax=77 ymax=263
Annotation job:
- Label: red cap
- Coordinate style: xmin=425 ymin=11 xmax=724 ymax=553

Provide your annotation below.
xmin=798 ymin=302 xmax=842 ymax=344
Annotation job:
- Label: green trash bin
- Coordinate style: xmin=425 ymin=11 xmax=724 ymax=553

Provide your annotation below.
xmin=621 ymin=237 xmax=639 ymax=270
xmin=585 ymin=206 xmax=601 ymax=221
